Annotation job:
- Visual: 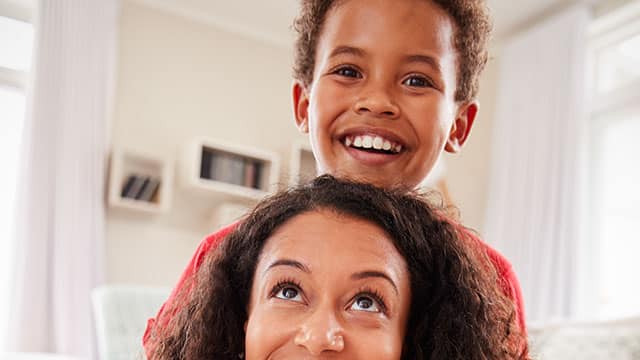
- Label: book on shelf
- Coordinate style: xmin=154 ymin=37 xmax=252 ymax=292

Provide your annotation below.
xmin=134 ymin=177 xmax=151 ymax=199
xmin=120 ymin=174 xmax=161 ymax=203
xmin=121 ymin=175 xmax=137 ymax=197
xmin=243 ymin=161 xmax=256 ymax=188
xmin=136 ymin=177 xmax=161 ymax=202
xmin=199 ymin=148 xmax=266 ymax=190
xmin=122 ymin=175 xmax=147 ymax=199
xmin=200 ymin=149 xmax=213 ymax=179
xmin=252 ymin=162 xmax=263 ymax=189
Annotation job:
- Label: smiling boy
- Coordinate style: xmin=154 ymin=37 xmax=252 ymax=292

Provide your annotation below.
xmin=145 ymin=0 xmax=526 ymax=354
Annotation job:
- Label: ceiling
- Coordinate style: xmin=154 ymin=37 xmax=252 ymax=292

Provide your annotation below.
xmin=131 ymin=0 xmax=580 ymax=47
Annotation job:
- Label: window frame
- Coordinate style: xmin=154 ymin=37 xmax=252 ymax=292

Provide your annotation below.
xmin=0 ymin=0 xmax=34 ymax=90
xmin=583 ymin=3 xmax=640 ymax=319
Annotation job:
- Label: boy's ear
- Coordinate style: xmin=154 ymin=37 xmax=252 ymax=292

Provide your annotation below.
xmin=445 ymin=101 xmax=478 ymax=153
xmin=292 ymin=81 xmax=310 ymax=133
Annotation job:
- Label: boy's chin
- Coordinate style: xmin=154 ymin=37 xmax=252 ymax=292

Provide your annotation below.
xmin=323 ymin=168 xmax=421 ymax=190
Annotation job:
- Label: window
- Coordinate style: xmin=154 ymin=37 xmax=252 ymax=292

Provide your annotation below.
xmin=587 ymin=6 xmax=640 ymax=319
xmin=0 ymin=12 xmax=33 ymax=345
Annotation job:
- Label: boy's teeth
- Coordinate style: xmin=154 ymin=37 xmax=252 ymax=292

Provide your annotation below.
xmin=345 ymin=135 xmax=402 ymax=154
xmin=362 ymin=135 xmax=373 ymax=148
xmin=373 ymin=136 xmax=383 ymax=150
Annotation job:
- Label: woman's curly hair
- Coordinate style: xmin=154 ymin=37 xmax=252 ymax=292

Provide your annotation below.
xmin=149 ymin=175 xmax=527 ymax=359
xmin=292 ymin=0 xmax=492 ymax=102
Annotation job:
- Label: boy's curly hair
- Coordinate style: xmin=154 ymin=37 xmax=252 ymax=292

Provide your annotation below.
xmin=293 ymin=0 xmax=492 ymax=102
xmin=149 ymin=175 xmax=527 ymax=359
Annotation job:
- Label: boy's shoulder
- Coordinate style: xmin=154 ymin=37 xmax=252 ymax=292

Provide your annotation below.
xmin=193 ymin=221 xmax=239 ymax=268
xmin=454 ymin=224 xmax=527 ymax=332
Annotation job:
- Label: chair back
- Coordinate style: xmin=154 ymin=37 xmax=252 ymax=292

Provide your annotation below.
xmin=92 ymin=285 xmax=170 ymax=360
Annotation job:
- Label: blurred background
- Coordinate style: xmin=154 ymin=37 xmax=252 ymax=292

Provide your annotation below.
xmin=0 ymin=0 xmax=639 ymax=358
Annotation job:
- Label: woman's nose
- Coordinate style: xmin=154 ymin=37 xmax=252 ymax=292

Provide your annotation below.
xmin=293 ymin=307 xmax=345 ymax=355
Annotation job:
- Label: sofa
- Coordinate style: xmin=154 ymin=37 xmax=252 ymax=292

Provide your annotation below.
xmin=528 ymin=316 xmax=640 ymax=359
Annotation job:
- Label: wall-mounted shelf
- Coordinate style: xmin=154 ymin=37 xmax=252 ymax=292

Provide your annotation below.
xmin=289 ymin=140 xmax=317 ymax=186
xmin=108 ymin=148 xmax=173 ymax=213
xmin=179 ymin=137 xmax=280 ymax=204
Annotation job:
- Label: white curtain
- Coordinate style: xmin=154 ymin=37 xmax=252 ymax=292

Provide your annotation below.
xmin=6 ymin=0 xmax=118 ymax=357
xmin=484 ymin=5 xmax=590 ymax=324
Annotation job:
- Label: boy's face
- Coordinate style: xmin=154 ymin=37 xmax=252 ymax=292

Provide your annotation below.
xmin=293 ymin=0 xmax=478 ymax=189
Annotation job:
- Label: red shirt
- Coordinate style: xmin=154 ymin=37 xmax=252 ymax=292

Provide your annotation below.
xmin=143 ymin=220 xmax=526 ymax=353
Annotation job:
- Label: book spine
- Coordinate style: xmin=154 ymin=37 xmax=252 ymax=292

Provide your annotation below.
xmin=121 ymin=175 xmax=137 ymax=197
xmin=134 ymin=177 xmax=151 ymax=200
xmin=125 ymin=175 xmax=147 ymax=199
xmin=243 ymin=161 xmax=255 ymax=188
xmin=139 ymin=178 xmax=160 ymax=202
xmin=200 ymin=149 xmax=212 ymax=179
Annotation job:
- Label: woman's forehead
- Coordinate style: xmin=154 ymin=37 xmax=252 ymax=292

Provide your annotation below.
xmin=256 ymin=210 xmax=408 ymax=279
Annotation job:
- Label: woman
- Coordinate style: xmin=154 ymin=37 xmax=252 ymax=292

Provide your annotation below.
xmin=149 ymin=175 xmax=527 ymax=359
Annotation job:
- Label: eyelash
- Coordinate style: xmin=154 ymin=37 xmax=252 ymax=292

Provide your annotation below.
xmin=268 ymin=280 xmax=389 ymax=315
xmin=403 ymin=74 xmax=435 ymax=88
xmin=352 ymin=286 xmax=388 ymax=314
xmin=332 ymin=65 xmax=362 ymax=78
xmin=269 ymin=278 xmax=303 ymax=299
xmin=332 ymin=66 xmax=434 ymax=89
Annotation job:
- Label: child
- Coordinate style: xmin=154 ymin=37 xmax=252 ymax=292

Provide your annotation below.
xmin=149 ymin=176 xmax=527 ymax=359
xmin=144 ymin=0 xmax=527 ymax=353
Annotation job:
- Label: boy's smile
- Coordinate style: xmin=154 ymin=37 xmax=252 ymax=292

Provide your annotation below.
xmin=293 ymin=0 xmax=478 ymax=189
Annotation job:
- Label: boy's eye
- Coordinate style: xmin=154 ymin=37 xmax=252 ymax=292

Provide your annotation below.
xmin=350 ymin=295 xmax=382 ymax=313
xmin=334 ymin=66 xmax=362 ymax=78
xmin=403 ymin=75 xmax=431 ymax=88
xmin=274 ymin=286 xmax=303 ymax=302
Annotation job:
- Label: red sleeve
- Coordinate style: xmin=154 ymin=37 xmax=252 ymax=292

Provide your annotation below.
xmin=142 ymin=221 xmax=239 ymax=355
xmin=458 ymin=227 xmax=527 ymax=336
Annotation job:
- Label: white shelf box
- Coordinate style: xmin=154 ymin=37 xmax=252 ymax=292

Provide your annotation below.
xmin=180 ymin=137 xmax=280 ymax=203
xmin=108 ymin=148 xmax=173 ymax=213
xmin=289 ymin=140 xmax=317 ymax=186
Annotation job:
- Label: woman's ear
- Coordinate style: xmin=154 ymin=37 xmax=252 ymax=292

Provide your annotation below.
xmin=445 ymin=101 xmax=478 ymax=153
xmin=292 ymin=81 xmax=310 ymax=133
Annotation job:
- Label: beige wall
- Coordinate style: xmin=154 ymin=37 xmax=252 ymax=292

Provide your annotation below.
xmin=444 ymin=56 xmax=500 ymax=236
xmin=106 ymin=1 xmax=305 ymax=286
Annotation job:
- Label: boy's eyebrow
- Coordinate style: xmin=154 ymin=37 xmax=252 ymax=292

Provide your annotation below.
xmin=265 ymin=258 xmax=310 ymax=274
xmin=351 ymin=270 xmax=399 ymax=295
xmin=404 ymin=54 xmax=442 ymax=75
xmin=329 ymin=45 xmax=366 ymax=59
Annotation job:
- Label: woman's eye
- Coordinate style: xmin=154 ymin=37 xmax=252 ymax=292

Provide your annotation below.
xmin=403 ymin=76 xmax=431 ymax=88
xmin=334 ymin=67 xmax=361 ymax=78
xmin=275 ymin=286 xmax=303 ymax=302
xmin=350 ymin=295 xmax=381 ymax=313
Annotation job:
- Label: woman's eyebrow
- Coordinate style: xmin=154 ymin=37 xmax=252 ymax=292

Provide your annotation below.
xmin=264 ymin=258 xmax=310 ymax=275
xmin=351 ymin=271 xmax=399 ymax=295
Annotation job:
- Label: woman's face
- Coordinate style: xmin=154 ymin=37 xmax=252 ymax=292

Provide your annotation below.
xmin=244 ymin=210 xmax=411 ymax=359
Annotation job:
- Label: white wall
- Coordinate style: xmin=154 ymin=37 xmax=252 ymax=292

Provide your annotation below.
xmin=106 ymin=1 xmax=305 ymax=286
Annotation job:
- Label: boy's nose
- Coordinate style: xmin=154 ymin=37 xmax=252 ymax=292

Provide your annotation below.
xmin=293 ymin=307 xmax=345 ymax=355
xmin=354 ymin=87 xmax=400 ymax=119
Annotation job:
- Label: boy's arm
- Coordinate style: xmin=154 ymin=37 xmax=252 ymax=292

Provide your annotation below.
xmin=142 ymin=221 xmax=239 ymax=355
xmin=460 ymin=227 xmax=527 ymax=335
xmin=497 ymin=254 xmax=527 ymax=335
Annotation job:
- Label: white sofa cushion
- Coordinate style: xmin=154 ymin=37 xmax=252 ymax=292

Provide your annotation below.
xmin=529 ymin=317 xmax=640 ymax=359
